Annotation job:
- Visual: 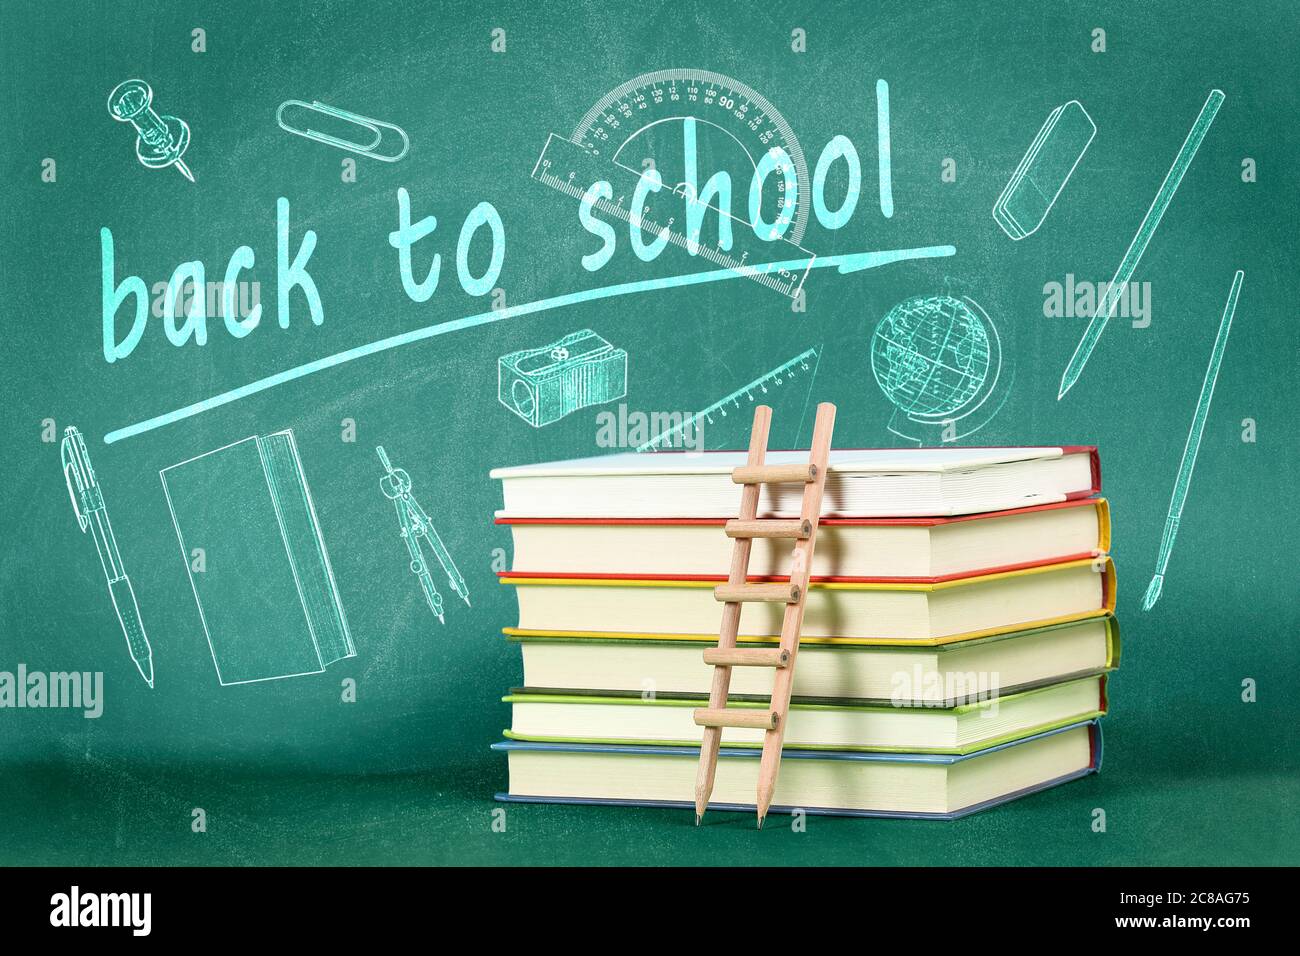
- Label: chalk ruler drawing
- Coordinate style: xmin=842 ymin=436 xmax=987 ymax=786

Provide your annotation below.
xmin=993 ymin=99 xmax=1095 ymax=241
xmin=276 ymin=99 xmax=410 ymax=162
xmin=107 ymin=79 xmax=195 ymax=183
xmin=531 ymin=68 xmax=817 ymax=299
xmin=499 ymin=328 xmax=628 ymax=427
xmin=1059 ymin=89 xmax=1224 ymax=399
xmin=1142 ymin=270 xmax=1243 ymax=611
xmin=870 ymin=294 xmax=1011 ymax=444
xmin=376 ymin=446 xmax=470 ymax=624
xmin=637 ymin=345 xmax=822 ymax=452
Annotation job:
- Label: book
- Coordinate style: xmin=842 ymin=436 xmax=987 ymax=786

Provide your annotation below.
xmin=500 ymin=498 xmax=1109 ymax=581
xmin=160 ymin=430 xmax=354 ymax=685
xmin=504 ymin=674 xmax=1108 ymax=754
xmin=490 ymin=446 xmax=1099 ymax=519
xmin=502 ymin=557 xmax=1115 ymax=644
xmin=509 ymin=615 xmax=1119 ymax=702
xmin=494 ymin=720 xmax=1102 ymax=819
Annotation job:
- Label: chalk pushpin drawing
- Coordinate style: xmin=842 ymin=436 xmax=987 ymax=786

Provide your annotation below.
xmin=992 ymin=99 xmax=1095 ymax=241
xmin=107 ymin=79 xmax=195 ymax=183
xmin=499 ymin=329 xmax=627 ymax=428
xmin=1142 ymin=270 xmax=1243 ymax=611
xmin=377 ymin=446 xmax=470 ymax=624
xmin=276 ymin=100 xmax=410 ymax=162
xmin=1058 ymin=89 xmax=1224 ymax=400
xmin=870 ymin=294 xmax=1012 ymax=444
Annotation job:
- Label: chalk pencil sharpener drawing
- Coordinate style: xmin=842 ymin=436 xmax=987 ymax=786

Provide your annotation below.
xmin=992 ymin=100 xmax=1095 ymax=240
xmin=276 ymin=100 xmax=409 ymax=162
xmin=107 ymin=79 xmax=195 ymax=183
xmin=499 ymin=329 xmax=627 ymax=428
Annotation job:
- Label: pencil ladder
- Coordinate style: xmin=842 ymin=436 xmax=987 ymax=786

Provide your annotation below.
xmin=693 ymin=402 xmax=836 ymax=828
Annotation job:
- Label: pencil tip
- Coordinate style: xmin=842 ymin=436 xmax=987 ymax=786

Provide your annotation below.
xmin=756 ymin=815 xmax=765 ymax=830
xmin=1141 ymin=574 xmax=1163 ymax=611
xmin=695 ymin=814 xmax=702 ymax=827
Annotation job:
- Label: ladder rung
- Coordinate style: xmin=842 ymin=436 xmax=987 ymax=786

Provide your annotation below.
xmin=703 ymin=647 xmax=790 ymax=668
xmin=731 ymin=463 xmax=818 ymax=485
xmin=693 ymin=708 xmax=780 ymax=730
xmin=725 ymin=518 xmax=811 ymax=539
xmin=713 ymin=582 xmax=801 ymax=604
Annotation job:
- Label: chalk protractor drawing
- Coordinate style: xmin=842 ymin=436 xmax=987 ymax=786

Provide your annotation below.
xmin=532 ymin=69 xmax=816 ymax=299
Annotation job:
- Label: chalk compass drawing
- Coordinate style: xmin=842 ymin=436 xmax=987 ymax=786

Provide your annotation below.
xmin=499 ymin=329 xmax=627 ymax=427
xmin=277 ymin=100 xmax=410 ymax=162
xmin=107 ymin=79 xmax=195 ymax=182
xmin=530 ymin=69 xmax=817 ymax=299
xmin=870 ymin=294 xmax=1012 ymax=444
xmin=376 ymin=446 xmax=470 ymax=624
xmin=637 ymin=345 xmax=822 ymax=452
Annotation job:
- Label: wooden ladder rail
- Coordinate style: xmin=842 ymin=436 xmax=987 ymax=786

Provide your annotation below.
xmin=693 ymin=402 xmax=836 ymax=828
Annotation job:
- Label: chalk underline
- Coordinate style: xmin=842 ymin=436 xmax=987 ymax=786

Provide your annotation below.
xmin=103 ymin=243 xmax=955 ymax=444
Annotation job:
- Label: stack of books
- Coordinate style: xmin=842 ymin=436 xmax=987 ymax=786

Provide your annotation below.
xmin=491 ymin=446 xmax=1116 ymax=820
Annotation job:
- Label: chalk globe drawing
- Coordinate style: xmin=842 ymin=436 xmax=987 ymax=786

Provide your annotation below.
xmin=870 ymin=295 xmax=993 ymax=417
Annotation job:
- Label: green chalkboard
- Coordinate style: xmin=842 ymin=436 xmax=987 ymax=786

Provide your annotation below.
xmin=1 ymin=0 xmax=1297 ymax=866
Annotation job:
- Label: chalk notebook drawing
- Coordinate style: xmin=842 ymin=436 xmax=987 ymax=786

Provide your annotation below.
xmin=160 ymin=430 xmax=355 ymax=685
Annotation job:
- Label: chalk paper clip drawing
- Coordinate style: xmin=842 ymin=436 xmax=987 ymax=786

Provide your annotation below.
xmin=160 ymin=430 xmax=355 ymax=686
xmin=107 ymin=79 xmax=195 ymax=182
xmin=376 ymin=446 xmax=470 ymax=624
xmin=637 ymin=345 xmax=823 ymax=453
xmin=1059 ymin=89 xmax=1224 ymax=400
xmin=276 ymin=99 xmax=410 ymax=162
xmin=499 ymin=329 xmax=627 ymax=428
xmin=992 ymin=100 xmax=1095 ymax=241
xmin=60 ymin=426 xmax=155 ymax=688
xmin=870 ymin=294 xmax=1012 ymax=444
xmin=1143 ymin=270 xmax=1243 ymax=611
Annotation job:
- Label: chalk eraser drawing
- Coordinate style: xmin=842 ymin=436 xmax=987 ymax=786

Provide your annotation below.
xmin=993 ymin=100 xmax=1095 ymax=240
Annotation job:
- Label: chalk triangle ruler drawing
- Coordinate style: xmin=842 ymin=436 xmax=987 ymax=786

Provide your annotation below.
xmin=637 ymin=345 xmax=822 ymax=453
